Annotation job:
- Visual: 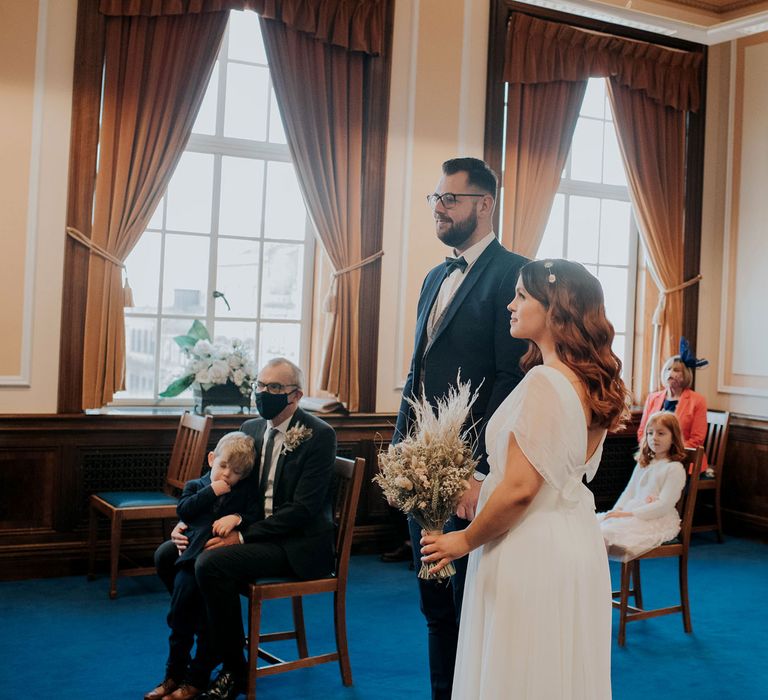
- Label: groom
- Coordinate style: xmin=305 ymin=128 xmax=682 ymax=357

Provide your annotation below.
xmin=396 ymin=157 xmax=527 ymax=699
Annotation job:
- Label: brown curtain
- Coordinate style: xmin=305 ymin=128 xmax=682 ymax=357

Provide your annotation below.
xmin=504 ymin=13 xmax=702 ymax=112
xmin=503 ymin=12 xmax=702 ymax=389
xmin=99 ymin=0 xmax=385 ymax=54
xmin=502 ymin=80 xmax=587 ymax=256
xmin=82 ymin=11 xmax=227 ymax=408
xmin=259 ymin=16 xmax=371 ymax=411
xmin=606 ymin=80 xmax=689 ymax=390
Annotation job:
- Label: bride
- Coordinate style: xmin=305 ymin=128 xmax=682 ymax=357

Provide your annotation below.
xmin=421 ymin=259 xmax=630 ymax=699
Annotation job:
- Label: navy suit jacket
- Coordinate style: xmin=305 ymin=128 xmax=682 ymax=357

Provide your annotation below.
xmin=176 ymin=473 xmax=255 ymax=564
xmin=239 ymin=408 xmax=337 ymax=580
xmin=396 ymin=237 xmax=528 ymax=474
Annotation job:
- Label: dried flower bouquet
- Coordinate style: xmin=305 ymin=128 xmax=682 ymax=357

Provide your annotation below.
xmin=375 ymin=376 xmax=480 ymax=580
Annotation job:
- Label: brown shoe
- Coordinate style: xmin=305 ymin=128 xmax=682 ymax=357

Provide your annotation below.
xmin=145 ymin=679 xmax=178 ymax=700
xmin=163 ymin=684 xmax=203 ymax=700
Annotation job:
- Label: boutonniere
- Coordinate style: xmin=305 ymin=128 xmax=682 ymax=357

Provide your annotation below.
xmin=282 ymin=424 xmax=313 ymax=455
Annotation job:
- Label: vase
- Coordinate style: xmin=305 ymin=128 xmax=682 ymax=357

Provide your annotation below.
xmin=193 ymin=381 xmax=251 ymax=414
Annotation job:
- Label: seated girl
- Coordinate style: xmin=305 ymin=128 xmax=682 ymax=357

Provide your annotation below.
xmin=597 ymin=411 xmax=687 ymax=562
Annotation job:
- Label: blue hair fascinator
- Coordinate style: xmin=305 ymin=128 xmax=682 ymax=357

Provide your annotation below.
xmin=679 ymin=337 xmax=708 ymax=369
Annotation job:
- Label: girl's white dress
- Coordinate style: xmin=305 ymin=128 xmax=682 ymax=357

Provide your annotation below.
xmin=597 ymin=458 xmax=686 ymax=562
xmin=453 ymin=366 xmax=612 ymax=700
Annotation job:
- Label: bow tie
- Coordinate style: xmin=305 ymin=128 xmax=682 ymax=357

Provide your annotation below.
xmin=444 ymin=256 xmax=468 ymax=275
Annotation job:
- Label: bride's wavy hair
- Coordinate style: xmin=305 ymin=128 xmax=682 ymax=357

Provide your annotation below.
xmin=519 ymin=259 xmax=630 ymax=431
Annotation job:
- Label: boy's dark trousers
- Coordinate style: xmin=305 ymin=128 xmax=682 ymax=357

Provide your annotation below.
xmin=166 ymin=562 xmax=216 ymax=688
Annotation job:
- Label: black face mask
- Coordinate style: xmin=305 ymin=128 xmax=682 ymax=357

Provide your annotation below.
xmin=255 ymin=391 xmax=291 ymax=420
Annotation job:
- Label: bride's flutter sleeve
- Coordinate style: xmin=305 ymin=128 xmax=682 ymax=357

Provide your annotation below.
xmin=501 ymin=367 xmax=584 ymax=499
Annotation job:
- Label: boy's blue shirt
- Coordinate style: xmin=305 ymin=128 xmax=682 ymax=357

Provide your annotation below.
xmin=175 ymin=471 xmax=257 ymax=564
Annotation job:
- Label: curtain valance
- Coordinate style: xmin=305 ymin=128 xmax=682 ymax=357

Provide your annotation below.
xmin=99 ymin=0 xmax=385 ymax=54
xmin=504 ymin=12 xmax=703 ymax=112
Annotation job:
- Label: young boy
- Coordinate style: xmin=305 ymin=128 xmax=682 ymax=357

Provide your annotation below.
xmin=146 ymin=431 xmax=256 ymax=700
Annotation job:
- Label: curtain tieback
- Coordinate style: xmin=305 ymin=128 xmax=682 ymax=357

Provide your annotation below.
xmin=324 ymin=250 xmax=385 ymax=312
xmin=66 ymin=227 xmax=134 ymax=307
xmin=651 ymin=274 xmax=702 ymax=325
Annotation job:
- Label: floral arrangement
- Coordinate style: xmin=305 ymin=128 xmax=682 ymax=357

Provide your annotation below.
xmin=159 ymin=320 xmax=256 ymax=398
xmin=374 ymin=376 xmax=480 ymax=580
xmin=282 ymin=424 xmax=313 ymax=455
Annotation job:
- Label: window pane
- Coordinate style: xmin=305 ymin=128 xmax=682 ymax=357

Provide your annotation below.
xmin=158 ymin=318 xmax=201 ymax=397
xmin=261 ymin=243 xmax=304 ymax=319
xmin=259 ymin=322 xmax=300 ymax=367
xmin=118 ymin=317 xmax=157 ymax=399
xmin=268 ymin=88 xmax=287 ymax=144
xmin=124 ymin=231 xmax=160 ymax=313
xmin=580 ymin=79 xmax=605 ymax=119
xmin=224 ymin=63 xmax=269 ymax=141
xmin=216 ymin=238 xmax=261 ymax=316
xmin=228 ymin=10 xmax=266 ymax=64
xmin=148 ymin=199 xmax=163 ymax=230
xmin=599 ymin=200 xmax=631 ymax=266
xmin=192 ymin=61 xmax=218 ymax=135
xmin=567 ymin=196 xmax=600 ymax=264
xmin=166 ymin=152 xmax=213 ymax=233
xmin=603 ymin=121 xmax=627 ymax=186
xmin=612 ymin=334 xmax=626 ymax=369
xmin=597 ymin=266 xmax=628 ymax=333
xmin=570 ymin=117 xmax=603 ymax=183
xmin=162 ymin=234 xmax=210 ymax=314
xmin=219 ymin=156 xmax=264 ymax=238
xmin=264 ymin=162 xmax=306 ymax=240
xmin=538 ymin=193 xmax=565 ymax=260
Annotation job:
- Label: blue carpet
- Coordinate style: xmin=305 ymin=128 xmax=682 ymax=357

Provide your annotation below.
xmin=1 ymin=537 xmax=765 ymax=699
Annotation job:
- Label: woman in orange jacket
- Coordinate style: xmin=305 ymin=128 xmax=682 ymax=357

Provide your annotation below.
xmin=637 ymin=354 xmax=708 ymax=471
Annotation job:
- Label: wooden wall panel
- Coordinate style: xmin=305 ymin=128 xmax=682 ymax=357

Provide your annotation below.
xmin=0 ymin=410 xmax=764 ymax=579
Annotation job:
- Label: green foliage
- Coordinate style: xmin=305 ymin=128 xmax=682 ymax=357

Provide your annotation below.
xmin=172 ymin=319 xmax=211 ymax=351
xmin=158 ymin=373 xmax=195 ymax=398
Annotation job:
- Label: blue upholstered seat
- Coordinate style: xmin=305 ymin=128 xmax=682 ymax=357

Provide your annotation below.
xmin=95 ymin=491 xmax=178 ymax=508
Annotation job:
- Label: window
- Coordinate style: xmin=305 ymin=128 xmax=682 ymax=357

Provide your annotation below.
xmin=116 ymin=11 xmax=313 ymax=403
xmin=502 ymin=78 xmax=638 ymax=380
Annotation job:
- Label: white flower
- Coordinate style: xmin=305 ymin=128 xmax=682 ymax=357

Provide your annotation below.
xmin=193 ymin=339 xmax=213 ymax=356
xmin=232 ymin=368 xmax=246 ymax=386
xmin=282 ymin=424 xmax=313 ymax=454
xmin=208 ymin=359 xmax=230 ymax=384
xmin=195 ymin=368 xmax=211 ymax=384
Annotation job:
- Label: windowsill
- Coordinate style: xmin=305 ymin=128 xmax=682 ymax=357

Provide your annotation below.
xmin=85 ymin=405 xmax=257 ymax=416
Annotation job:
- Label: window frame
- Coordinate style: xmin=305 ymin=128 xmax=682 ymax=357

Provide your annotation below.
xmin=113 ymin=13 xmax=315 ymax=407
xmin=484 ymin=0 xmax=707 ymax=399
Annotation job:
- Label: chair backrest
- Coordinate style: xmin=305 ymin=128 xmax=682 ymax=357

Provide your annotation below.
xmin=678 ymin=446 xmax=705 ymax=547
xmin=331 ymin=456 xmax=365 ymax=580
xmin=166 ymin=412 xmax=214 ymax=492
xmin=704 ymin=410 xmax=730 ymax=480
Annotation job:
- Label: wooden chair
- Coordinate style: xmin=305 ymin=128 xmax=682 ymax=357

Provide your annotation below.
xmin=87 ymin=412 xmax=212 ymax=598
xmin=612 ymin=446 xmax=704 ymax=646
xmin=692 ymin=410 xmax=731 ymax=542
xmin=244 ymin=456 xmax=365 ymax=700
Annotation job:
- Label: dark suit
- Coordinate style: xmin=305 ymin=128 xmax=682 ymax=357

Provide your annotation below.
xmin=176 ymin=473 xmax=255 ymax=564
xmin=397 ymin=237 xmax=527 ymax=699
xmin=155 ymin=408 xmax=337 ymax=681
xmin=162 ymin=473 xmax=256 ymax=687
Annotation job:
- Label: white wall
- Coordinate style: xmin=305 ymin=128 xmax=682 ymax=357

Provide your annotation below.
xmin=697 ymin=39 xmax=768 ymax=418
xmin=376 ymin=0 xmax=490 ymax=413
xmin=0 ymin=0 xmax=75 ymax=413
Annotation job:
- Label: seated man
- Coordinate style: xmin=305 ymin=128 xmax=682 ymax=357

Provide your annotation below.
xmin=152 ymin=357 xmax=337 ymax=700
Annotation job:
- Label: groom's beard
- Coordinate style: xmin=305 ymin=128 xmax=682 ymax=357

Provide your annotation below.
xmin=436 ymin=207 xmax=478 ymax=249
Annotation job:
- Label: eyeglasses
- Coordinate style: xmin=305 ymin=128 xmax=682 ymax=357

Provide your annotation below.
xmin=426 ymin=192 xmax=486 ymax=210
xmin=256 ymin=381 xmax=299 ymax=394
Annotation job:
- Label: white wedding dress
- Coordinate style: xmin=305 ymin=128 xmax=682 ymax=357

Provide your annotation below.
xmin=453 ymin=366 xmax=612 ymax=699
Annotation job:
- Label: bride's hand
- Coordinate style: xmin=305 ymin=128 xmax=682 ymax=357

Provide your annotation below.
xmin=420 ymin=531 xmax=471 ymax=575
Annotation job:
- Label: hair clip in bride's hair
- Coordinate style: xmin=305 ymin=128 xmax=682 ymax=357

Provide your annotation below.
xmin=543 ymin=260 xmax=556 ymax=284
